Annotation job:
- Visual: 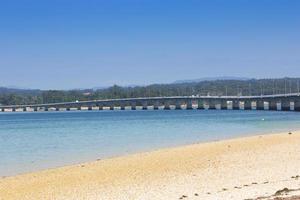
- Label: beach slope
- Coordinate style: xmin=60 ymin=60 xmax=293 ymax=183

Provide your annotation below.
xmin=1 ymin=132 xmax=300 ymax=200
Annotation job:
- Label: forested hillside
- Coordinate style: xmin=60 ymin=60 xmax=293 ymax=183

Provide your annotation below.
xmin=1 ymin=78 xmax=300 ymax=105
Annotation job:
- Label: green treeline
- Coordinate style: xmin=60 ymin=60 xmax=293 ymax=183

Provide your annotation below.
xmin=1 ymin=78 xmax=300 ymax=105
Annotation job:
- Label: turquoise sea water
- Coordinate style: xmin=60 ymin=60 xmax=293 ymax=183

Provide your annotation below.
xmin=1 ymin=110 xmax=300 ymax=176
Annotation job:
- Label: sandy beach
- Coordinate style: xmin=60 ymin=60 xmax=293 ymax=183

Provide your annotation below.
xmin=1 ymin=131 xmax=300 ymax=200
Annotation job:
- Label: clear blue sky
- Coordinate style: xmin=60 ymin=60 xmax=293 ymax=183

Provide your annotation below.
xmin=0 ymin=0 xmax=299 ymax=89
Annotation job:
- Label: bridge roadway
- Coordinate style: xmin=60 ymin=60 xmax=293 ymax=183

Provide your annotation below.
xmin=1 ymin=93 xmax=300 ymax=112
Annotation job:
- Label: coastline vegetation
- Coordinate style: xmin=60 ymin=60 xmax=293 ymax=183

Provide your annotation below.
xmin=0 ymin=78 xmax=300 ymax=105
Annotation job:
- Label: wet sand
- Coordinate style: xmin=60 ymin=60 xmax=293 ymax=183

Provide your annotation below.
xmin=1 ymin=131 xmax=300 ymax=200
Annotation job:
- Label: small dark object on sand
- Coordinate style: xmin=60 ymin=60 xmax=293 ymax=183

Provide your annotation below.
xmin=81 ymin=165 xmax=85 ymax=167
xmin=291 ymin=175 xmax=299 ymax=179
xmin=222 ymin=188 xmax=227 ymax=191
xmin=252 ymin=182 xmax=258 ymax=185
xmin=207 ymin=192 xmax=211 ymax=195
xmin=275 ymin=188 xmax=290 ymax=196
xmin=288 ymin=132 xmax=292 ymax=135
xmin=194 ymin=193 xmax=199 ymax=196
xmin=179 ymin=195 xmax=188 ymax=199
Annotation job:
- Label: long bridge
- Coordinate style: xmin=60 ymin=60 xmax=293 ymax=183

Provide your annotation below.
xmin=1 ymin=93 xmax=300 ymax=112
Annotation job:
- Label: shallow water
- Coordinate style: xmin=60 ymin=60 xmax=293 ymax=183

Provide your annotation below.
xmin=1 ymin=110 xmax=300 ymax=176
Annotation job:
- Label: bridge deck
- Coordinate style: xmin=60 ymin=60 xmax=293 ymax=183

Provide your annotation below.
xmin=0 ymin=93 xmax=300 ymax=112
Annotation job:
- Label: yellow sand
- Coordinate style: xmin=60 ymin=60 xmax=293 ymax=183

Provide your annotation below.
xmin=1 ymin=132 xmax=300 ymax=200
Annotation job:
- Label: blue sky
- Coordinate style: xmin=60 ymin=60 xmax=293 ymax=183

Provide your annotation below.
xmin=0 ymin=0 xmax=299 ymax=89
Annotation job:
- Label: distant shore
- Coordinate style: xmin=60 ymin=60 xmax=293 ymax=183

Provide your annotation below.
xmin=1 ymin=132 xmax=300 ymax=200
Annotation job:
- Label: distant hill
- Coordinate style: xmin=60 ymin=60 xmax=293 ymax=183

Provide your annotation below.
xmin=0 ymin=87 xmax=41 ymax=95
xmin=174 ymin=76 xmax=251 ymax=84
xmin=1 ymin=77 xmax=300 ymax=105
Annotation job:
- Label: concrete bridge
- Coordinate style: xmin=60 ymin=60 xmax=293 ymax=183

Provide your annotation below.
xmin=1 ymin=93 xmax=300 ymax=112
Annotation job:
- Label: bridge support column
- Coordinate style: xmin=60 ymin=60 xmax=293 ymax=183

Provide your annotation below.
xmin=232 ymin=100 xmax=239 ymax=110
xmin=164 ymin=101 xmax=170 ymax=110
xmin=142 ymin=101 xmax=148 ymax=110
xmin=269 ymin=100 xmax=277 ymax=111
xmin=208 ymin=100 xmax=216 ymax=110
xmin=221 ymin=100 xmax=227 ymax=110
xmin=153 ymin=101 xmax=160 ymax=110
xmin=281 ymin=99 xmax=291 ymax=111
xmin=197 ymin=100 xmax=204 ymax=109
xmin=186 ymin=100 xmax=193 ymax=109
xmin=295 ymin=100 xmax=300 ymax=111
xmin=244 ymin=100 xmax=251 ymax=110
xmin=119 ymin=102 xmax=125 ymax=110
xmin=175 ymin=100 xmax=182 ymax=110
xmin=131 ymin=102 xmax=136 ymax=110
xmin=256 ymin=100 xmax=264 ymax=110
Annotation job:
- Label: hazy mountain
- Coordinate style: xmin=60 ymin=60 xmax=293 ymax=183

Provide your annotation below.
xmin=173 ymin=76 xmax=251 ymax=84
xmin=0 ymin=87 xmax=41 ymax=95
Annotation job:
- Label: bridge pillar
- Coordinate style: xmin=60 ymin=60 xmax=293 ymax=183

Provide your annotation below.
xmin=186 ymin=99 xmax=193 ymax=109
xmin=175 ymin=100 xmax=182 ymax=110
xmin=220 ymin=100 xmax=227 ymax=110
xmin=295 ymin=99 xmax=300 ymax=111
xmin=119 ymin=102 xmax=125 ymax=110
xmin=142 ymin=101 xmax=148 ymax=110
xmin=244 ymin=100 xmax=251 ymax=110
xmin=256 ymin=100 xmax=264 ymax=110
xmin=232 ymin=100 xmax=240 ymax=110
xmin=281 ymin=99 xmax=291 ymax=111
xmin=208 ymin=100 xmax=216 ymax=110
xmin=197 ymin=99 xmax=204 ymax=109
xmin=131 ymin=102 xmax=136 ymax=110
xmin=163 ymin=100 xmax=170 ymax=110
xmin=153 ymin=100 xmax=160 ymax=110
xmin=269 ymin=100 xmax=277 ymax=111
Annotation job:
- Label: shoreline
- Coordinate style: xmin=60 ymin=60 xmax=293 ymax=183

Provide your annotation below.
xmin=1 ymin=128 xmax=294 ymax=178
xmin=1 ymin=131 xmax=300 ymax=199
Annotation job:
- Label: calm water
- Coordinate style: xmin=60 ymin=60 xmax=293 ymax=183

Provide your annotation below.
xmin=1 ymin=110 xmax=300 ymax=176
